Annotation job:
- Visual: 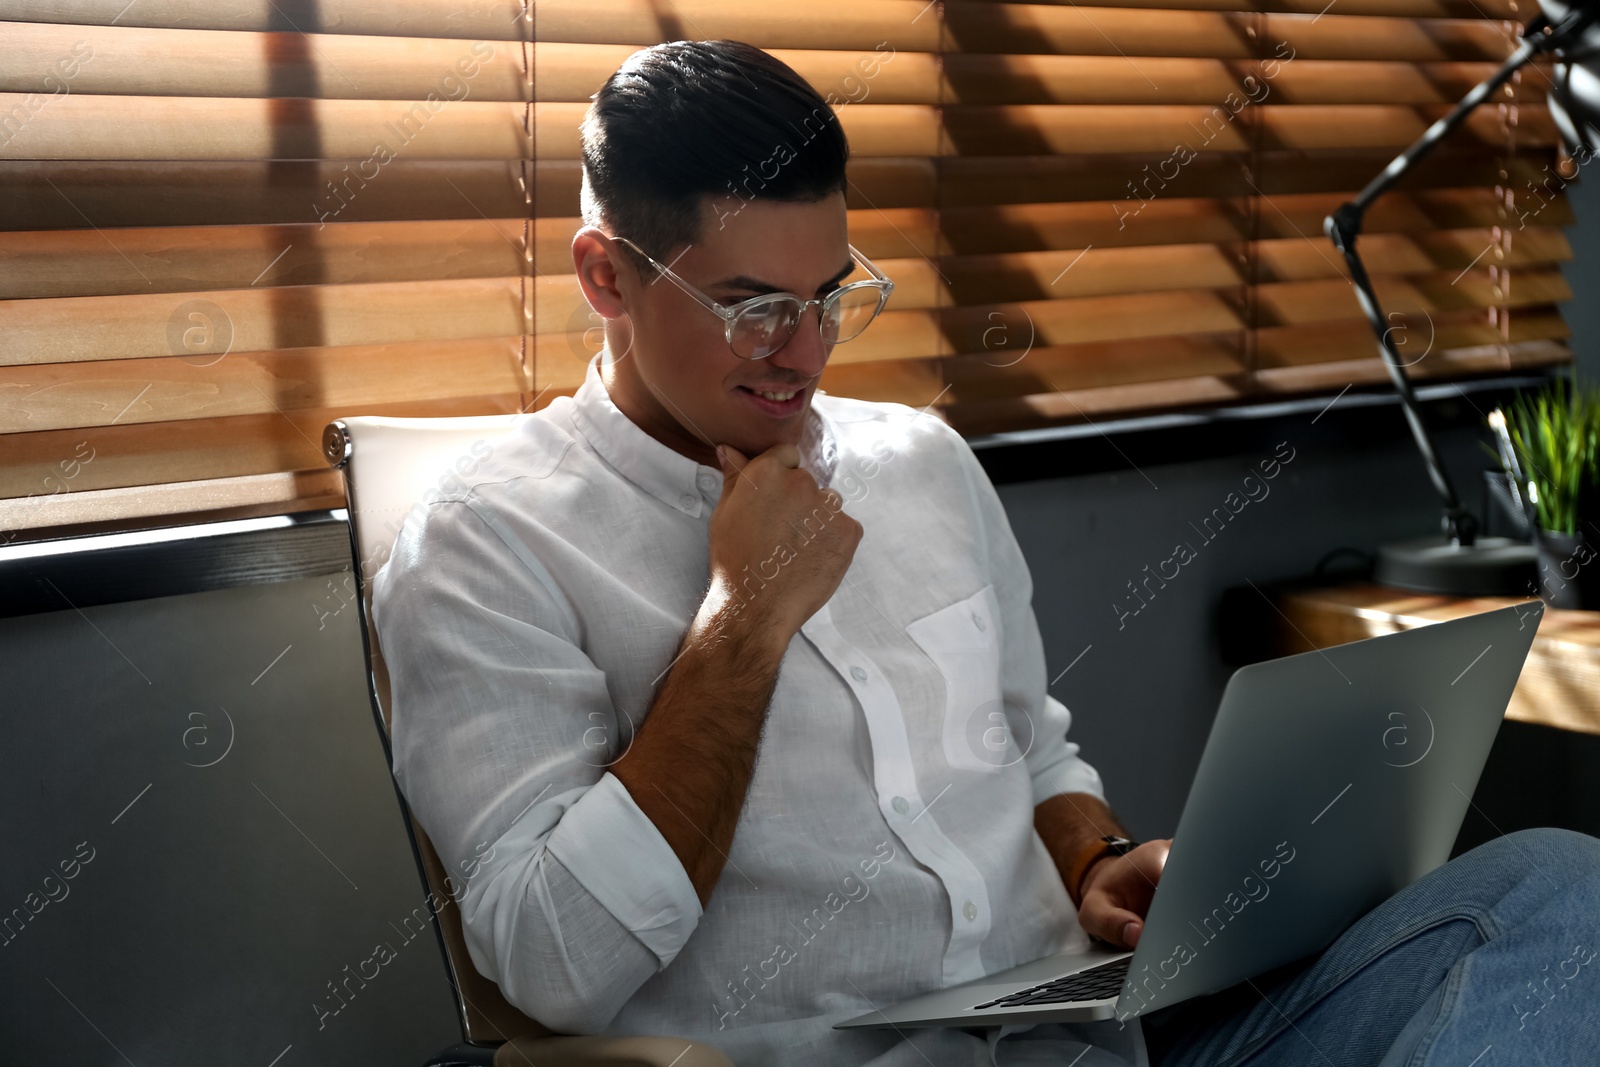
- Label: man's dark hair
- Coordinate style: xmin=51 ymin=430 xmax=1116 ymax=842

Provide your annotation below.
xmin=579 ymin=40 xmax=850 ymax=274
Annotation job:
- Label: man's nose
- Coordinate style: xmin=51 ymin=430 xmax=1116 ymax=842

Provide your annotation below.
xmin=769 ymin=303 xmax=830 ymax=374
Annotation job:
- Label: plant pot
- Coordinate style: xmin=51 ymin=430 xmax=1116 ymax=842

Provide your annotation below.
xmin=1533 ymin=528 xmax=1600 ymax=609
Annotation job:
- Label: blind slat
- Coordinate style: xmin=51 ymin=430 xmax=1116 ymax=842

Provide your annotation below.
xmin=816 ymin=357 xmax=947 ymax=406
xmin=940 ymin=149 xmax=1555 ymax=207
xmin=1 ymin=0 xmax=1524 ymax=39
xmin=939 ymin=104 xmax=1550 ymax=157
xmin=534 ymin=192 xmax=1570 ymax=272
xmin=532 ymin=0 xmax=941 ymax=51
xmin=2 ymin=94 xmax=532 ymax=161
xmin=0 ymin=22 xmax=528 ymax=100
xmin=0 ymin=337 xmax=525 ymax=433
xmin=0 ymin=219 xmax=526 ymax=299
xmin=1041 ymin=0 xmax=1520 ymax=16
xmin=8 ymin=95 xmax=1552 ymax=163
xmin=0 ymin=0 xmax=531 ymax=41
xmin=939 ymin=233 xmax=1572 ymax=302
xmin=1256 ymin=306 xmax=1570 ymax=369
xmin=0 ymin=470 xmax=347 ymax=539
xmin=0 ymin=396 xmax=522 ymax=500
xmin=945 ymin=6 xmax=1518 ymax=63
xmin=3 ymin=279 xmax=527 ymax=365
xmin=944 ymin=337 xmax=1565 ymax=435
xmin=1 ymin=160 xmax=526 ymax=229
xmin=533 ymin=209 xmax=942 ymax=274
xmin=1256 ymin=268 xmax=1572 ymax=327
xmin=532 ymin=149 xmax=1560 ymax=217
xmin=535 ymin=44 xmax=1519 ymax=107
xmin=534 ymin=235 xmax=1572 ymax=329
xmin=944 ymin=334 xmax=1246 ymax=402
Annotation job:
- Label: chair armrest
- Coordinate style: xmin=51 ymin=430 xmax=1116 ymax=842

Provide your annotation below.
xmin=426 ymin=1041 xmax=499 ymax=1066
xmin=491 ymin=1035 xmax=735 ymax=1067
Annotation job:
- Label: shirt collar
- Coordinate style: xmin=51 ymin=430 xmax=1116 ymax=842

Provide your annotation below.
xmin=569 ymin=354 xmax=838 ymax=519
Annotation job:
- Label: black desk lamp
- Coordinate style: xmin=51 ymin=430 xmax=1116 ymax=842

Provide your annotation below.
xmin=1325 ymin=0 xmax=1600 ymax=595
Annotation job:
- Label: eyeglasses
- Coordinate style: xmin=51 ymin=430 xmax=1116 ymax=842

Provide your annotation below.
xmin=609 ymin=235 xmax=895 ymax=360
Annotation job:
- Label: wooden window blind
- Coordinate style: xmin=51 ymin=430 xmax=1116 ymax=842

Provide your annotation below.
xmin=0 ymin=0 xmax=1576 ymax=533
xmin=1 ymin=2 xmax=539 ymax=534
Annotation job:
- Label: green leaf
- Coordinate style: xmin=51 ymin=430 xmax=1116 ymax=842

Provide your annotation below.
xmin=1495 ymin=375 xmax=1600 ymax=534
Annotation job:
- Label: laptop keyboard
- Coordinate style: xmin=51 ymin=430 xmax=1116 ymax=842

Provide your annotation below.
xmin=972 ymin=956 xmax=1131 ymax=1009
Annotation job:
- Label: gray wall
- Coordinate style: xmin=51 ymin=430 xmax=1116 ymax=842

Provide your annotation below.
xmin=0 ymin=552 xmax=461 ymax=1064
xmin=1002 ymin=172 xmax=1599 ymax=841
xmin=1562 ymin=166 xmax=1600 ymax=381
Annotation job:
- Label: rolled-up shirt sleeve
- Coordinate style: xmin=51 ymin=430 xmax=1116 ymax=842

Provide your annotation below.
xmin=371 ymin=494 xmax=702 ymax=1033
xmin=946 ymin=429 xmax=1106 ymax=807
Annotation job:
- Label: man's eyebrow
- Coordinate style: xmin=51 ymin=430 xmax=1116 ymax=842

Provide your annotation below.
xmin=710 ymin=258 xmax=857 ymax=296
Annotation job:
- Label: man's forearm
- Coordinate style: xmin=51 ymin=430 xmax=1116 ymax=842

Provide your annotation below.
xmin=1034 ymin=792 xmax=1132 ymax=902
xmin=609 ymin=596 xmax=790 ymax=908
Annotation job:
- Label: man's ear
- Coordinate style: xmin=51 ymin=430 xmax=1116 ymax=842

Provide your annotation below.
xmin=571 ymin=227 xmax=630 ymax=321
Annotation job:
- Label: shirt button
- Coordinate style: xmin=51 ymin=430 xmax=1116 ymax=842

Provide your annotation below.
xmin=892 ymin=796 xmax=910 ymax=815
xmin=971 ymin=612 xmax=986 ymax=632
xmin=680 ymin=493 xmax=696 ymax=509
xmin=697 ymin=472 xmax=718 ymax=492
xmin=850 ymin=665 xmax=868 ymax=683
xmin=963 ymin=899 xmax=978 ymax=922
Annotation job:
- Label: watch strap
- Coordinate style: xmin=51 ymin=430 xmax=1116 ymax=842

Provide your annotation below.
xmin=1064 ymin=835 xmax=1141 ymax=909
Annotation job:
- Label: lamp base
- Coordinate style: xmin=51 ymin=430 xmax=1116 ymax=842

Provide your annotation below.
xmin=1374 ymin=535 xmax=1537 ymax=597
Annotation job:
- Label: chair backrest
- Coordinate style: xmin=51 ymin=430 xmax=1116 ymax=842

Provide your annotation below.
xmin=324 ymin=414 xmax=553 ymax=1044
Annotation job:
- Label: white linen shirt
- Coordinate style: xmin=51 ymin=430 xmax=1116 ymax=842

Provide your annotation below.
xmin=371 ymin=354 xmax=1145 ymax=1066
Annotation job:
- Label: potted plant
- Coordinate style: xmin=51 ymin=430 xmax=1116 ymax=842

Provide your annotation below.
xmin=1486 ymin=376 xmax=1600 ymax=609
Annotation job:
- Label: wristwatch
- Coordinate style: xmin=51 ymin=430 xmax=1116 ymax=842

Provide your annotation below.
xmin=1065 ymin=835 xmax=1142 ymax=908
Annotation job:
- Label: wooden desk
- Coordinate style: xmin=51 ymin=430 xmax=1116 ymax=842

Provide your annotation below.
xmin=1226 ymin=582 xmax=1600 ymax=738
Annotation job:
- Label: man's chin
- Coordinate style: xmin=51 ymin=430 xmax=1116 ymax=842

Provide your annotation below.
xmin=725 ymin=423 xmax=808 ymax=462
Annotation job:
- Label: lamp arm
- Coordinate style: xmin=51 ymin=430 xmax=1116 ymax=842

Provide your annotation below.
xmin=1323 ymin=229 xmax=1480 ymax=545
xmin=1322 ymin=7 xmax=1591 ymax=546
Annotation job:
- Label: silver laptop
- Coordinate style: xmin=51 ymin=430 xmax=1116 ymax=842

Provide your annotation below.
xmin=836 ymin=601 xmax=1542 ymax=1030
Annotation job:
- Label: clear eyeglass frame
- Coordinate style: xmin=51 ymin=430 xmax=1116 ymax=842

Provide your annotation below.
xmin=608 ymin=234 xmax=895 ymax=360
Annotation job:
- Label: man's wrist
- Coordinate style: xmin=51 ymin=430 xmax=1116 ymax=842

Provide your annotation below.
xmin=693 ymin=582 xmax=792 ymax=663
xmin=1065 ymin=835 xmax=1141 ymax=908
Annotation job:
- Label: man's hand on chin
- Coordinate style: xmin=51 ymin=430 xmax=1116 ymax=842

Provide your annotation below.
xmin=1077 ymin=839 xmax=1172 ymax=949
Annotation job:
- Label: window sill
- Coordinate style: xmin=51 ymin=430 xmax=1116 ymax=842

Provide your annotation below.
xmin=969 ymin=372 xmax=1558 ymax=486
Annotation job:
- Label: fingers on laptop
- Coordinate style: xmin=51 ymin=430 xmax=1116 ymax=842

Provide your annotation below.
xmin=1081 ymin=894 xmax=1145 ymax=949
xmin=1079 ymin=840 xmax=1173 ymax=948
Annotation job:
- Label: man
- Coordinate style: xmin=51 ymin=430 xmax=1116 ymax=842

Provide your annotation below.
xmin=372 ymin=40 xmax=1600 ymax=1067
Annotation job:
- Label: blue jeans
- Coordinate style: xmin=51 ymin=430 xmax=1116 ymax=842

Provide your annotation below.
xmin=1141 ymin=828 xmax=1600 ymax=1067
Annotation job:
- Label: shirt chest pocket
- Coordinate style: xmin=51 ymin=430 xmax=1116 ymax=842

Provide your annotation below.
xmin=905 ymin=584 xmax=1009 ymax=773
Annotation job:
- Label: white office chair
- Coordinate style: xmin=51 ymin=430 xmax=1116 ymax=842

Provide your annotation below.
xmin=324 ymin=415 xmax=734 ymax=1067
